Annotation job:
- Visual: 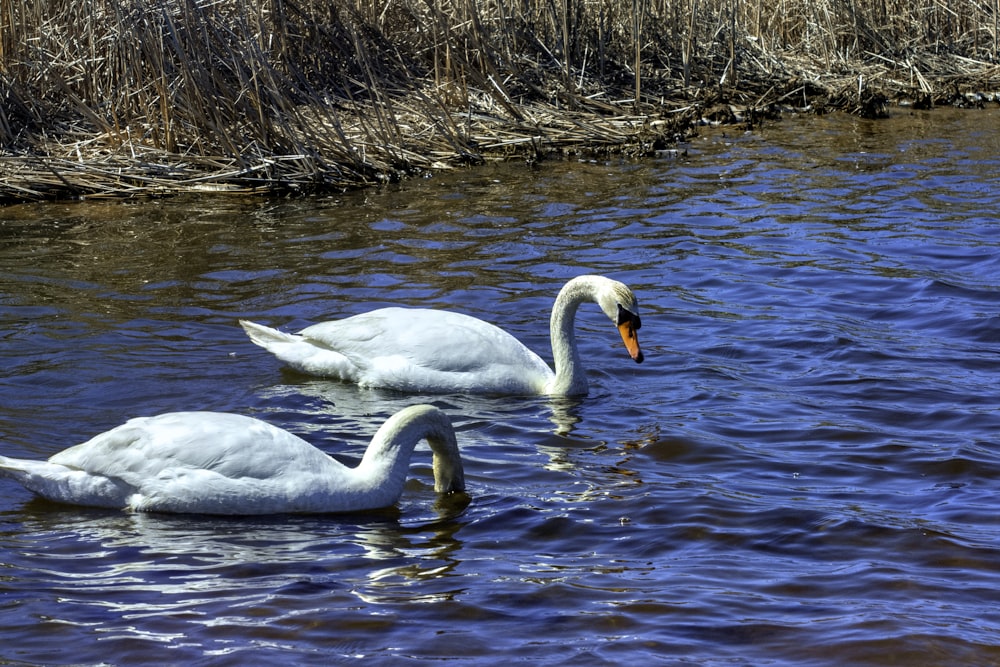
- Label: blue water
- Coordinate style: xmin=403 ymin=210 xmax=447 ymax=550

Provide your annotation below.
xmin=0 ymin=107 xmax=998 ymax=665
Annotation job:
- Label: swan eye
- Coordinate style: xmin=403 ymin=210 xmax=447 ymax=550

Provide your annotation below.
xmin=616 ymin=305 xmax=641 ymax=329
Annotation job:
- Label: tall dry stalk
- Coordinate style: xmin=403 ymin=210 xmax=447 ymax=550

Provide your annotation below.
xmin=633 ymin=0 xmax=643 ymax=105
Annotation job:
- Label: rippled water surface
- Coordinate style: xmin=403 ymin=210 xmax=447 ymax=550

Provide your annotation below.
xmin=1 ymin=107 xmax=998 ymax=666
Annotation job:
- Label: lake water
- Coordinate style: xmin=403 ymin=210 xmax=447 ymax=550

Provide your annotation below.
xmin=0 ymin=106 xmax=998 ymax=666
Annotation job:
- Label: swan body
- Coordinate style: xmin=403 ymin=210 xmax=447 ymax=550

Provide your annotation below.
xmin=240 ymin=275 xmax=643 ymax=396
xmin=0 ymin=405 xmax=465 ymax=515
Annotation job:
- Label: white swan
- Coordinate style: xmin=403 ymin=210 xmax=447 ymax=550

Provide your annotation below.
xmin=240 ymin=274 xmax=643 ymax=396
xmin=0 ymin=405 xmax=465 ymax=515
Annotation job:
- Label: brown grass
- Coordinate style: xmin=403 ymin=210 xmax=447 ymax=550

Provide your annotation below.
xmin=1 ymin=0 xmax=997 ymax=201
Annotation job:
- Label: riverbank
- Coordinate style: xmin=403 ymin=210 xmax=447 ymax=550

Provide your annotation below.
xmin=2 ymin=0 xmax=998 ymax=202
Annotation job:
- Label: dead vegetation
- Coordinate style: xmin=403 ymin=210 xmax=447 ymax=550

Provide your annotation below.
xmin=1 ymin=0 xmax=998 ymax=201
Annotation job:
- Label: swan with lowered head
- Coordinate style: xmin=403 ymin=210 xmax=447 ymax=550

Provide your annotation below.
xmin=240 ymin=274 xmax=643 ymax=396
xmin=0 ymin=405 xmax=465 ymax=515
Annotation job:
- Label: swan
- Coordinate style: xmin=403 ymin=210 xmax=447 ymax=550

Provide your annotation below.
xmin=0 ymin=405 xmax=465 ymax=515
xmin=240 ymin=275 xmax=643 ymax=396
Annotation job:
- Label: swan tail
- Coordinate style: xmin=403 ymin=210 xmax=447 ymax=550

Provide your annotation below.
xmin=0 ymin=456 xmax=129 ymax=508
xmin=240 ymin=319 xmax=357 ymax=378
xmin=239 ymin=320 xmax=302 ymax=348
xmin=0 ymin=455 xmax=44 ymax=481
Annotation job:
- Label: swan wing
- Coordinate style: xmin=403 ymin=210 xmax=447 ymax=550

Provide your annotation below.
xmin=300 ymin=308 xmax=554 ymax=394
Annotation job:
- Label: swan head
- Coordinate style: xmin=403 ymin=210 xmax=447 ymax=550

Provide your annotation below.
xmin=596 ymin=279 xmax=644 ymax=364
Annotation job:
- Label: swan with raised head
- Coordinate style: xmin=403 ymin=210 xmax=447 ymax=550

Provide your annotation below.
xmin=240 ymin=274 xmax=643 ymax=396
xmin=0 ymin=405 xmax=465 ymax=515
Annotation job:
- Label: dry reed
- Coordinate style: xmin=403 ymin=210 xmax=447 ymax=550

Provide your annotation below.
xmin=1 ymin=0 xmax=997 ymax=201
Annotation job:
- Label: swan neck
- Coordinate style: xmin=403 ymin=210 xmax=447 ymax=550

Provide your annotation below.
xmin=357 ymin=407 xmax=465 ymax=502
xmin=548 ymin=277 xmax=595 ymax=395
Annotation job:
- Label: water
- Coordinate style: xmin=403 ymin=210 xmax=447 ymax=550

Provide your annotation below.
xmin=1 ymin=107 xmax=998 ymax=665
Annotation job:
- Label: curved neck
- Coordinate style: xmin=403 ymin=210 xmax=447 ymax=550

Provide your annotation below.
xmin=355 ymin=406 xmax=465 ymax=506
xmin=547 ymin=276 xmax=599 ymax=395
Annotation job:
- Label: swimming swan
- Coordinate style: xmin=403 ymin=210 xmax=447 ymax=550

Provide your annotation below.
xmin=0 ymin=405 xmax=465 ymax=515
xmin=240 ymin=274 xmax=643 ymax=396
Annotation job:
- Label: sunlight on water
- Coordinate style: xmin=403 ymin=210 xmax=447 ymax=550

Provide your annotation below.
xmin=0 ymin=107 xmax=998 ymax=665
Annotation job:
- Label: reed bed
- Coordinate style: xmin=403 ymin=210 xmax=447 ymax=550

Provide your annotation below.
xmin=1 ymin=0 xmax=998 ymax=200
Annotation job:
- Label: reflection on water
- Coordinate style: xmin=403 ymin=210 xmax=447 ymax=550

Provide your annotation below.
xmin=1 ymin=107 xmax=999 ymax=665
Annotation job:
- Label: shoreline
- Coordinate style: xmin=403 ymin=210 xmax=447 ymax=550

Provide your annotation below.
xmin=2 ymin=0 xmax=998 ymax=203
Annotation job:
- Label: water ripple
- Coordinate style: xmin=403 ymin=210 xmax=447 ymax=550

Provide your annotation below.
xmin=0 ymin=108 xmax=999 ymax=665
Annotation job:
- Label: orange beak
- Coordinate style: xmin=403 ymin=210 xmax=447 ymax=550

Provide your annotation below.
xmin=617 ymin=318 xmax=644 ymax=363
